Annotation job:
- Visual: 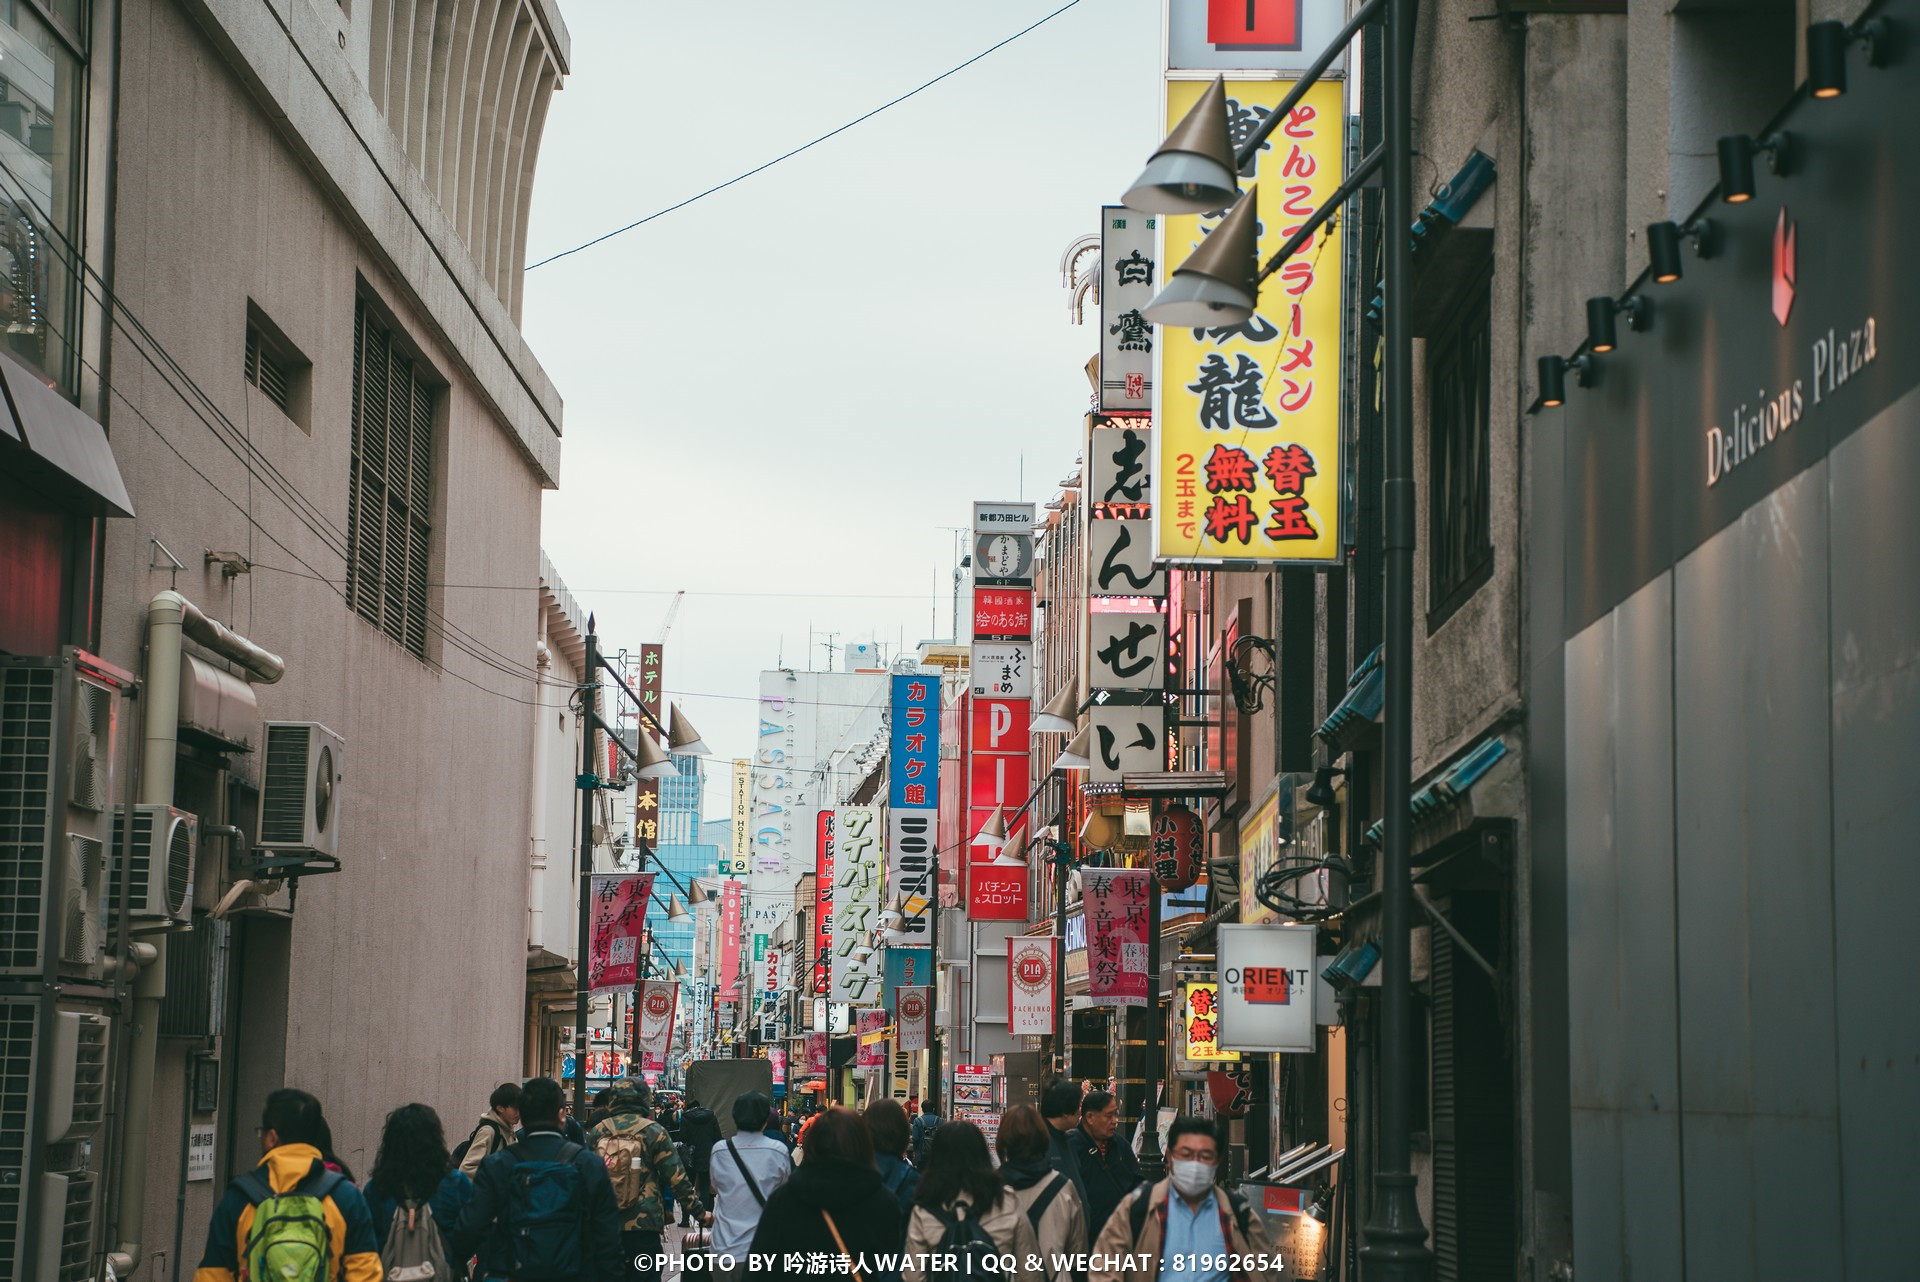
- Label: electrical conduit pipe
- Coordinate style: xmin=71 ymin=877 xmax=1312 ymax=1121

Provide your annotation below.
xmin=110 ymin=592 xmax=283 ymax=1276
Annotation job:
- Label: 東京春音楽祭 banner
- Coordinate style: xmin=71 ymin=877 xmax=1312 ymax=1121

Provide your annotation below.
xmin=1154 ymin=77 xmax=1347 ymax=566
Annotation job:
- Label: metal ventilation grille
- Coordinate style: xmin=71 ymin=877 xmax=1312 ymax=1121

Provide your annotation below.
xmin=166 ymin=817 xmax=193 ymax=914
xmin=0 ymin=669 xmax=54 ymax=973
xmin=161 ymin=916 xmax=229 ymax=1039
xmin=61 ymin=835 xmax=102 ymax=966
xmin=51 ymin=1172 xmax=95 ymax=1282
xmin=0 ymin=998 xmax=37 ymax=1279
xmin=108 ymin=807 xmax=153 ymax=913
xmin=67 ymin=1014 xmax=106 ymax=1133
xmin=67 ymin=677 xmax=110 ymax=812
xmin=260 ymin=724 xmax=310 ymax=845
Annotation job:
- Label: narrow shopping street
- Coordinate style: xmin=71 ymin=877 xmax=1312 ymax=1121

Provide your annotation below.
xmin=2 ymin=2 xmax=1915 ymax=1281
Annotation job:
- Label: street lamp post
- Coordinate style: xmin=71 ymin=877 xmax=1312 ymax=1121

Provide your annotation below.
xmin=573 ymin=620 xmax=602 ymax=1119
xmin=1358 ymin=1 xmax=1433 ymax=1278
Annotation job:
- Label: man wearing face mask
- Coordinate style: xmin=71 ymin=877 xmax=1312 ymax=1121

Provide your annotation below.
xmin=1088 ymin=1117 xmax=1279 ymax=1282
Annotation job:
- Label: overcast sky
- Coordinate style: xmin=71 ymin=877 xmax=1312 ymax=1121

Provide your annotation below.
xmin=521 ymin=1 xmax=1163 ymax=815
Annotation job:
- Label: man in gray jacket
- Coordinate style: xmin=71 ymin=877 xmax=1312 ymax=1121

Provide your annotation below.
xmin=457 ymin=1081 xmax=522 ymax=1178
xmin=708 ymin=1092 xmax=794 ymax=1267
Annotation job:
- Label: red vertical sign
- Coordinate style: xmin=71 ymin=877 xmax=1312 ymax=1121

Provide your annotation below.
xmin=719 ymin=880 xmax=743 ymax=1000
xmin=813 ymin=811 xmax=834 ymax=995
xmin=1206 ymin=0 xmax=1303 ymax=50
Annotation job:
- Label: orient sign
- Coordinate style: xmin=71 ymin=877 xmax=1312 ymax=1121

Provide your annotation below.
xmin=1217 ymin=923 xmax=1316 ymax=1052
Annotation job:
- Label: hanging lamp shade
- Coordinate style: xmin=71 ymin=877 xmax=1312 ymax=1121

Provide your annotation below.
xmin=1122 ymin=76 xmax=1240 ymax=215
xmin=1032 ymin=677 xmax=1081 ymax=735
xmin=632 ymin=731 xmax=678 ymax=780
xmin=667 ymin=703 xmax=712 ymax=756
xmin=1052 ymin=726 xmax=1092 ymax=771
xmin=972 ymin=805 xmax=1008 ymax=851
xmin=1144 ymin=187 xmax=1260 ymax=328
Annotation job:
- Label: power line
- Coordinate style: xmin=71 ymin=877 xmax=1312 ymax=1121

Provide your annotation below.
xmin=245 ymin=560 xmax=942 ymax=602
xmin=524 ymin=0 xmax=1087 ymax=270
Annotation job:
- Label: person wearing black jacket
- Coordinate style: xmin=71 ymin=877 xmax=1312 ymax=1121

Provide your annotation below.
xmin=1065 ymin=1090 xmax=1142 ymax=1243
xmin=748 ymin=1106 xmax=902 ymax=1282
xmin=461 ymin=1077 xmax=623 ymax=1282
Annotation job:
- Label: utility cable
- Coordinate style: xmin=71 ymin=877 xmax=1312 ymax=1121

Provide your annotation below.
xmin=525 ymin=0 xmax=1087 ymax=270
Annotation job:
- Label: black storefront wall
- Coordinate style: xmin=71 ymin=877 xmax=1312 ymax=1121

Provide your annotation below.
xmin=1551 ymin=6 xmax=1920 ymax=1279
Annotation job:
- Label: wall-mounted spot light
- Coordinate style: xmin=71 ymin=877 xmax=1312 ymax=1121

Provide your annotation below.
xmin=1535 ymin=354 xmax=1593 ymax=410
xmin=1807 ymin=17 xmax=1890 ymax=99
xmin=1585 ymin=294 xmax=1651 ymax=353
xmin=1646 ymin=219 xmax=1715 ymax=283
xmin=1304 ymin=765 xmax=1347 ymax=809
xmin=1716 ymin=132 xmax=1792 ymax=203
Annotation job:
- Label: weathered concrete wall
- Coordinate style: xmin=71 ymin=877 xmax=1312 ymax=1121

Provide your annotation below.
xmin=98 ymin=0 xmax=558 ymax=1262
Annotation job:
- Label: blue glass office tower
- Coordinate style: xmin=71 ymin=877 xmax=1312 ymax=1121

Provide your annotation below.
xmin=646 ymin=751 xmax=715 ymax=980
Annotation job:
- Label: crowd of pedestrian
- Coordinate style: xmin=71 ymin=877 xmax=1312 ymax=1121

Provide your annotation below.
xmin=196 ymin=1077 xmax=1277 ymax=1282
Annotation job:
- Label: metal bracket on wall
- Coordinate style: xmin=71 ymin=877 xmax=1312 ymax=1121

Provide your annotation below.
xmin=149 ymin=536 xmax=185 ymax=589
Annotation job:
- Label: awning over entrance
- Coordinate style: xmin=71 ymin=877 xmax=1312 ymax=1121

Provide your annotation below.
xmin=0 ymin=347 xmax=132 ymax=517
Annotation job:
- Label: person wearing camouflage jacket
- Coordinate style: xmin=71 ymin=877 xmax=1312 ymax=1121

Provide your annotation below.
xmin=589 ymin=1085 xmax=708 ymax=1282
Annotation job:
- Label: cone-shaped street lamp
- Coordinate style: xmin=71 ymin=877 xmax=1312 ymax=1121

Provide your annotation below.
xmin=1123 ymin=77 xmax=1240 ymax=215
xmin=1051 ymin=726 xmax=1092 ymax=772
xmin=994 ymin=828 xmax=1029 ymax=867
xmin=1143 ymin=187 xmax=1260 ymax=328
xmin=668 ymin=703 xmax=712 ymax=756
xmin=667 ymin=895 xmax=690 ymax=922
xmin=972 ymin=805 xmax=1008 ymax=851
xmin=1032 ymin=677 xmax=1081 ymax=735
xmin=689 ymin=879 xmax=710 ymax=905
xmin=632 ymin=730 xmax=679 ymax=780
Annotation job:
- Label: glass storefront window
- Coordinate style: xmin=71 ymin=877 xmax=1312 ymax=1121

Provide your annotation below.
xmin=0 ymin=1 xmax=83 ymax=392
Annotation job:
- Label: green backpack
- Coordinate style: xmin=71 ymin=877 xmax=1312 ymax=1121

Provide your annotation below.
xmin=235 ymin=1163 xmax=343 ymax=1282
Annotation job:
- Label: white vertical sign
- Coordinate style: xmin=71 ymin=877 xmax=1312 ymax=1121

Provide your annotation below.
xmin=1101 ymin=207 xmax=1158 ymax=411
xmin=829 ymin=806 xmax=883 ymax=1004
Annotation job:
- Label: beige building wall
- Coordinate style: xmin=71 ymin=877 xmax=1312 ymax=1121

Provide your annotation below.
xmin=88 ymin=0 xmax=568 ymax=1268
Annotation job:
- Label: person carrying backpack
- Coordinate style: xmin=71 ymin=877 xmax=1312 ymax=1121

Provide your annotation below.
xmin=363 ymin=1103 xmax=477 ymax=1282
xmin=458 ymin=1076 xmax=622 ymax=1282
xmin=586 ymin=1083 xmax=707 ymax=1282
xmin=1088 ymin=1117 xmax=1279 ymax=1282
xmin=902 ymin=1121 xmax=1041 ymax=1282
xmin=996 ymin=1107 xmax=1086 ymax=1281
xmin=909 ymin=1098 xmax=942 ymax=1168
xmin=456 ymin=1083 xmax=522 ymax=1179
xmin=194 ymin=1088 xmax=382 ymax=1282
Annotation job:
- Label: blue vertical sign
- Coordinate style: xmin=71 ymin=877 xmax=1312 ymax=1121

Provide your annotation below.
xmin=883 ymin=947 xmax=933 ymax=1007
xmin=889 ymin=674 xmax=941 ymax=808
xmin=886 ymin=675 xmax=942 ymax=945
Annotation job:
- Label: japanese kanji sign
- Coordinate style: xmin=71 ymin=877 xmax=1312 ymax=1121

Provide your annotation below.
xmin=969 ymin=642 xmax=1033 ymax=699
xmin=814 ymin=811 xmax=834 ymax=993
xmin=1084 ymin=869 xmax=1151 ymax=1007
xmin=1179 ymin=981 xmax=1238 ymax=1062
xmin=1008 ymin=935 xmax=1057 ymax=1036
xmin=631 ymin=778 xmax=660 ymax=853
xmin=587 ymin=873 xmax=656 ymax=995
xmin=1167 ymin=0 xmax=1349 ymax=76
xmin=1219 ymin=922 xmax=1317 ymax=1052
xmin=829 ymin=806 xmax=883 ymax=1005
xmin=882 ymin=947 xmax=932 ymax=1007
xmin=1090 ymin=519 xmax=1166 ymax=597
xmin=971 ymin=589 xmax=1034 ymax=641
xmin=896 ymin=985 xmax=932 ymax=1053
xmin=1155 ymin=78 xmax=1346 ymax=566
xmin=1091 ymin=614 xmax=1168 ymax=690
xmin=889 ymin=674 xmax=942 ymax=809
xmin=638 ymin=643 xmax=664 ymax=735
xmin=973 ymin=501 xmax=1036 ymax=587
xmin=719 ymin=879 xmax=743 ymax=1001
xmin=637 ymin=980 xmax=678 ymax=1074
xmin=856 ymin=1009 xmax=889 ymax=1072
xmin=1090 ymin=421 xmax=1155 ymax=516
xmin=1101 ymin=207 xmax=1158 ymax=410
xmin=806 ymin=1031 xmax=829 ymax=1076
xmin=1089 ymin=703 xmax=1168 ymax=784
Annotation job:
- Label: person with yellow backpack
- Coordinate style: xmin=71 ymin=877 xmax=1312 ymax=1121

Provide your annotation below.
xmin=588 ymin=1084 xmax=709 ymax=1282
xmin=193 ymin=1089 xmax=382 ymax=1282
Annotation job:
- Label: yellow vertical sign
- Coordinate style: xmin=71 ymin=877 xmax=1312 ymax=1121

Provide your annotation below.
xmin=1155 ymin=78 xmax=1347 ymax=565
xmin=730 ymin=758 xmax=751 ymax=876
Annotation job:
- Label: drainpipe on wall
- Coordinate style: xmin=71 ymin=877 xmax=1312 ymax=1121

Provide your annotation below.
xmin=110 ymin=591 xmax=284 ymax=1277
xmin=531 ymin=639 xmax=551 ymax=947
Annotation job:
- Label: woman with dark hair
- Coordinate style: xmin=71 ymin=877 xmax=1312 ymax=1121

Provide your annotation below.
xmin=903 ymin=1121 xmax=1041 ymax=1282
xmin=748 ymin=1105 xmax=904 ymax=1279
xmin=997 ymin=1106 xmax=1086 ymax=1280
xmin=864 ymin=1098 xmax=919 ymax=1227
xmin=362 ymin=1103 xmax=476 ymax=1275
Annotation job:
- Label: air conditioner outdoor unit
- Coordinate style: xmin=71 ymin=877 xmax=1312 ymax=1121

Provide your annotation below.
xmin=110 ymin=805 xmax=199 ymax=922
xmin=259 ymin=722 xmax=344 ymax=861
xmin=0 ymin=652 xmax=127 ymax=981
xmin=0 ymin=997 xmax=111 ymax=1282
